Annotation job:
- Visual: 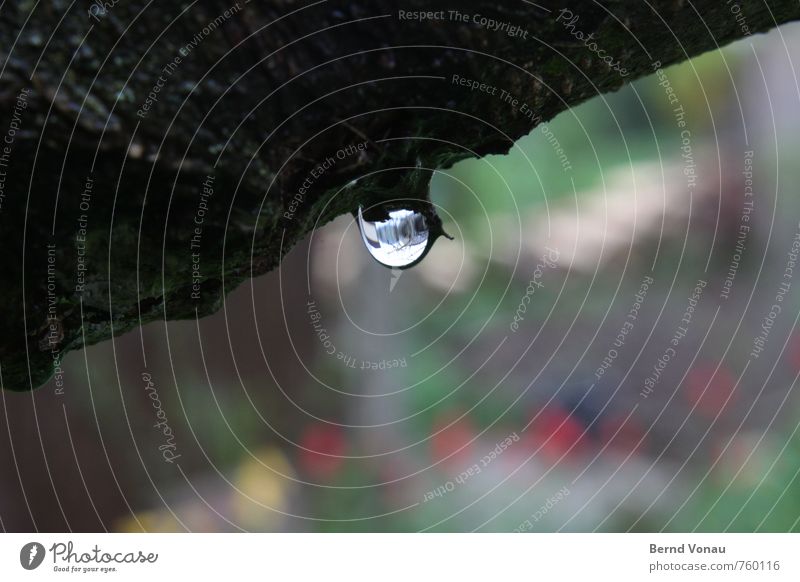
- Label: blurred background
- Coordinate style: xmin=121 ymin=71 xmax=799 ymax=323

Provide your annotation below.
xmin=3 ymin=23 xmax=800 ymax=533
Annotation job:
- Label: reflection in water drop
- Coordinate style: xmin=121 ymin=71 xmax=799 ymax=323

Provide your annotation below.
xmin=358 ymin=205 xmax=430 ymax=268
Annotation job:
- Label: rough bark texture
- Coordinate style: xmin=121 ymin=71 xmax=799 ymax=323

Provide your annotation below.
xmin=1 ymin=0 xmax=798 ymax=391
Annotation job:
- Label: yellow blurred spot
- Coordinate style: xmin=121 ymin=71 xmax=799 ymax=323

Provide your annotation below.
xmin=116 ymin=510 xmax=183 ymax=533
xmin=231 ymin=446 xmax=294 ymax=529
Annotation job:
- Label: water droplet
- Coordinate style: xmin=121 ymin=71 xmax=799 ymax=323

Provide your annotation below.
xmin=357 ymin=202 xmax=450 ymax=269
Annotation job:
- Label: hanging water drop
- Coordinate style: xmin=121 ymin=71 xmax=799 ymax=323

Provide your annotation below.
xmin=356 ymin=202 xmax=451 ymax=269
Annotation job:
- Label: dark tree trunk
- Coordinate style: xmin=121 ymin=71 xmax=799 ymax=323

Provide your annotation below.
xmin=1 ymin=0 xmax=798 ymax=390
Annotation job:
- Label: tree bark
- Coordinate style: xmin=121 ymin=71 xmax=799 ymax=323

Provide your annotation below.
xmin=1 ymin=0 xmax=798 ymax=390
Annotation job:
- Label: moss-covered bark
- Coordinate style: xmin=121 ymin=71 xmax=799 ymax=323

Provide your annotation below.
xmin=1 ymin=0 xmax=798 ymax=390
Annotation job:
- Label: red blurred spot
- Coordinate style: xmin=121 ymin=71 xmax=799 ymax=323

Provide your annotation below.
xmin=431 ymin=415 xmax=476 ymax=469
xmin=527 ymin=406 xmax=585 ymax=460
xmin=298 ymin=424 xmax=346 ymax=478
xmin=599 ymin=415 xmax=646 ymax=455
xmin=788 ymin=332 xmax=800 ymax=372
xmin=684 ymin=364 xmax=736 ymax=417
